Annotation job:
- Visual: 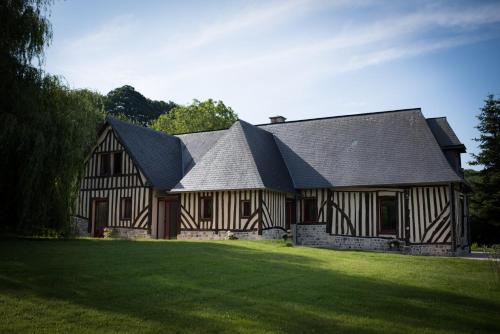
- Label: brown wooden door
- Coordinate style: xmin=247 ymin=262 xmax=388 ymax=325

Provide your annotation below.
xmin=93 ymin=200 xmax=108 ymax=237
xmin=158 ymin=197 xmax=179 ymax=239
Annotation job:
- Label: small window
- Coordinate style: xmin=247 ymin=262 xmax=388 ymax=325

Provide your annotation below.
xmin=379 ymin=196 xmax=397 ymax=234
xmin=200 ymin=197 xmax=213 ymax=220
xmin=120 ymin=197 xmax=132 ymax=220
xmin=241 ymin=200 xmax=251 ymax=218
xmin=303 ymin=198 xmax=317 ymax=223
xmin=99 ymin=154 xmax=111 ymax=176
xmin=113 ymin=152 xmax=122 ymax=175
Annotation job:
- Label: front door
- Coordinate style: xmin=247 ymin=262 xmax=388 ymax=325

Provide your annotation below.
xmin=158 ymin=197 xmax=179 ymax=239
xmin=93 ymin=199 xmax=108 ymax=237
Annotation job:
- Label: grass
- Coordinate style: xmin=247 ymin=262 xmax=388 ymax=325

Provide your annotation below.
xmin=0 ymin=239 xmax=499 ymax=333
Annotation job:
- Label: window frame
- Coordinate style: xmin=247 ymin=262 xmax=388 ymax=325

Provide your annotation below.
xmin=199 ymin=196 xmax=213 ymax=221
xmin=240 ymin=199 xmax=251 ymax=218
xmin=303 ymin=197 xmax=318 ymax=223
xmin=120 ymin=197 xmax=132 ymax=220
xmin=113 ymin=152 xmax=122 ymax=175
xmin=378 ymin=196 xmax=398 ymax=235
xmin=99 ymin=153 xmax=111 ymax=176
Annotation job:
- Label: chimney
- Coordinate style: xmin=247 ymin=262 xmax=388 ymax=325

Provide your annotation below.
xmin=269 ymin=115 xmax=286 ymax=124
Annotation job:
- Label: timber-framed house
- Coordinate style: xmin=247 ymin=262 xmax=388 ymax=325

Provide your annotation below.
xmin=74 ymin=108 xmax=469 ymax=256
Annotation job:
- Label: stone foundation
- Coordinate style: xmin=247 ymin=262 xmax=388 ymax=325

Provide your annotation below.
xmin=109 ymin=227 xmax=150 ymax=239
xmin=294 ymin=224 xmax=467 ymax=256
xmin=178 ymin=228 xmax=287 ymax=241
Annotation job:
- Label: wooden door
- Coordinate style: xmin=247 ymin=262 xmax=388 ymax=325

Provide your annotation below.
xmin=93 ymin=199 xmax=108 ymax=237
xmin=157 ymin=197 xmax=179 ymax=239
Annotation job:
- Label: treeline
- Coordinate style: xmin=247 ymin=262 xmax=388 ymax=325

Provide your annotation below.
xmin=0 ymin=1 xmax=105 ymax=235
xmin=0 ymin=1 xmax=238 ymax=236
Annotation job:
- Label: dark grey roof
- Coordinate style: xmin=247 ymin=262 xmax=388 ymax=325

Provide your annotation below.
xmin=259 ymin=109 xmax=463 ymax=188
xmin=176 ymin=129 xmax=228 ymax=174
xmin=107 ymin=117 xmax=182 ymax=190
xmin=426 ymin=117 xmax=465 ymax=151
xmin=172 ymin=120 xmax=295 ymax=193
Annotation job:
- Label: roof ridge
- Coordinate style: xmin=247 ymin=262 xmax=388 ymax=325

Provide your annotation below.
xmin=426 ymin=116 xmax=447 ymax=120
xmin=256 ymin=108 xmax=422 ymax=126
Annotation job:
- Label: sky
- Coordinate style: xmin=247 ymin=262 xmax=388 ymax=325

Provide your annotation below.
xmin=44 ymin=0 xmax=500 ymax=169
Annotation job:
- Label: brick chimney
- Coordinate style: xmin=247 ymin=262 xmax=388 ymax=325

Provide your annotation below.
xmin=269 ymin=115 xmax=286 ymax=124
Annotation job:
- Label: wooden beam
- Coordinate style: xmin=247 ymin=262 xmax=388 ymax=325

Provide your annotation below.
xmin=258 ymin=190 xmax=263 ymax=235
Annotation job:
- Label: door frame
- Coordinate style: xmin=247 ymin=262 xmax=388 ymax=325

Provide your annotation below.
xmin=157 ymin=195 xmax=180 ymax=239
xmin=91 ymin=198 xmax=108 ymax=237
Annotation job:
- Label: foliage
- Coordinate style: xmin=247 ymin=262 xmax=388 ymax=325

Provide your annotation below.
xmin=0 ymin=0 xmax=105 ymax=235
xmin=151 ymin=99 xmax=238 ymax=134
xmin=104 ymin=85 xmax=176 ymax=125
xmin=0 ymin=239 xmax=499 ymax=333
xmin=465 ymin=95 xmax=500 ymax=245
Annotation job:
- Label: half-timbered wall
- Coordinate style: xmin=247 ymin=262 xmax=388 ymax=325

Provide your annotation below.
xmin=179 ymin=190 xmax=289 ymax=232
xmin=261 ymin=190 xmax=287 ymax=230
xmin=76 ymin=126 xmax=151 ymax=230
xmin=180 ymin=190 xmax=260 ymax=231
xmin=330 ymin=190 xmax=406 ymax=239
xmin=408 ymin=186 xmax=451 ymax=244
xmin=299 ymin=186 xmax=462 ymax=245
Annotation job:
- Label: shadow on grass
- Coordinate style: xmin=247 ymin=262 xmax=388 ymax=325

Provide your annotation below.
xmin=0 ymin=238 xmax=499 ymax=333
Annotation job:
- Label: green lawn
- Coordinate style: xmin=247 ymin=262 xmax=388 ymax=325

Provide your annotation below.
xmin=0 ymin=239 xmax=499 ymax=333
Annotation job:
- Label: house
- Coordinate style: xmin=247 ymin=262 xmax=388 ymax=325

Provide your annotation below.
xmin=74 ymin=108 xmax=469 ymax=256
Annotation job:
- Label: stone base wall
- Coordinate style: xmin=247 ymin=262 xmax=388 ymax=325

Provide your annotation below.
xmin=294 ymin=224 xmax=467 ymax=256
xmin=110 ymin=228 xmax=150 ymax=239
xmin=73 ymin=217 xmax=90 ymax=237
xmin=178 ymin=228 xmax=287 ymax=241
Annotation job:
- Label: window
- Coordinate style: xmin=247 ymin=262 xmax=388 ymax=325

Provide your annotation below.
xmin=200 ymin=197 xmax=213 ymax=220
xmin=379 ymin=196 xmax=397 ymax=234
xmin=120 ymin=197 xmax=132 ymax=220
xmin=99 ymin=154 xmax=111 ymax=176
xmin=241 ymin=200 xmax=251 ymax=218
xmin=303 ymin=198 xmax=317 ymax=223
xmin=113 ymin=152 xmax=122 ymax=175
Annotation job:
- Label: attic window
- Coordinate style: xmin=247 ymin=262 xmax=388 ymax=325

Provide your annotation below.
xmin=200 ymin=197 xmax=213 ymax=221
xmin=99 ymin=154 xmax=111 ymax=176
xmin=113 ymin=152 xmax=122 ymax=175
xmin=241 ymin=200 xmax=251 ymax=218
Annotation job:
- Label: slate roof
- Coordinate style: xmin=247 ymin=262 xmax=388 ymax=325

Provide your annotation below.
xmin=426 ymin=117 xmax=466 ymax=151
xmin=106 ymin=117 xmax=182 ymax=190
xmin=258 ymin=109 xmax=463 ymax=188
xmin=105 ymin=109 xmax=464 ymax=192
xmin=172 ymin=120 xmax=295 ymax=193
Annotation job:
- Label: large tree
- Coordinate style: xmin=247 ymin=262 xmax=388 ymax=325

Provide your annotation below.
xmin=0 ymin=0 xmax=104 ymax=235
xmin=151 ymin=99 xmax=238 ymax=134
xmin=468 ymin=95 xmax=500 ymax=244
xmin=105 ymin=85 xmax=176 ymax=125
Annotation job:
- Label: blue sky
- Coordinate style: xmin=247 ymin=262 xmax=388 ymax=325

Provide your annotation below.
xmin=44 ymin=0 xmax=500 ymax=169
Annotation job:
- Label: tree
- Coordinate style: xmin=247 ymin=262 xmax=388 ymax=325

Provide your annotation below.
xmin=151 ymin=99 xmax=238 ymax=134
xmin=468 ymin=95 xmax=500 ymax=244
xmin=104 ymin=85 xmax=176 ymax=125
xmin=0 ymin=1 xmax=105 ymax=235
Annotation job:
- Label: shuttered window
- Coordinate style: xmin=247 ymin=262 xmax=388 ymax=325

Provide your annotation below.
xmin=200 ymin=197 xmax=213 ymax=220
xmin=241 ymin=200 xmax=251 ymax=218
xmin=303 ymin=198 xmax=317 ymax=223
xmin=120 ymin=197 xmax=132 ymax=220
xmin=379 ymin=196 xmax=397 ymax=234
